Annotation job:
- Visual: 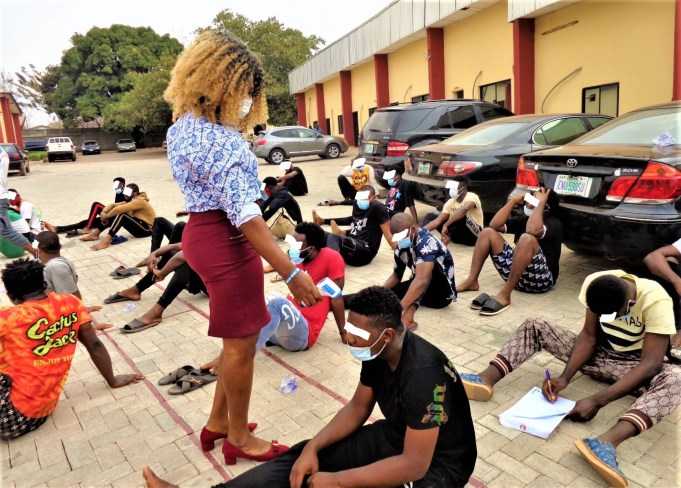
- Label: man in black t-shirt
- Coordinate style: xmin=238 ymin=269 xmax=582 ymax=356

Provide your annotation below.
xmin=313 ymin=185 xmax=393 ymax=267
xmin=140 ymin=286 xmax=476 ymax=488
xmin=458 ymin=188 xmax=563 ymax=316
xmin=260 ymin=177 xmax=303 ymax=224
xmin=278 ymin=161 xmax=308 ymax=196
xmin=383 ymin=166 xmax=417 ymax=220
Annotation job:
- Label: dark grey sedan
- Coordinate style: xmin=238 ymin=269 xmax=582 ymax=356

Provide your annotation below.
xmin=404 ymin=114 xmax=611 ymax=216
xmin=253 ymin=126 xmax=349 ymax=164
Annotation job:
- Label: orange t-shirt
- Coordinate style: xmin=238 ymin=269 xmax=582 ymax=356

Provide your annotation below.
xmin=351 ymin=166 xmax=371 ymax=190
xmin=0 ymin=293 xmax=91 ymax=418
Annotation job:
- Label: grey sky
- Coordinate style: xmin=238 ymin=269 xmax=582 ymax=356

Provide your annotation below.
xmin=1 ymin=0 xmax=388 ymax=125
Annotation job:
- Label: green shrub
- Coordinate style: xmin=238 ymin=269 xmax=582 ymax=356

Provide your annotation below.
xmin=28 ymin=151 xmax=46 ymax=161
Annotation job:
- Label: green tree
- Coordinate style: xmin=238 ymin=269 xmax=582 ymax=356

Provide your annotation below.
xmin=103 ymin=56 xmax=174 ymax=135
xmin=211 ymin=11 xmax=323 ymax=125
xmin=15 ymin=25 xmax=182 ymax=128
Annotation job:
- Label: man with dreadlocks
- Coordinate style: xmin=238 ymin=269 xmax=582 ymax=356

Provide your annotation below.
xmin=163 ymin=28 xmax=320 ymax=466
xmin=0 ymin=259 xmax=142 ymax=440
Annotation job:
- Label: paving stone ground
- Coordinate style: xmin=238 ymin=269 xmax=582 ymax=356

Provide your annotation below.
xmin=1 ymin=149 xmax=678 ymax=488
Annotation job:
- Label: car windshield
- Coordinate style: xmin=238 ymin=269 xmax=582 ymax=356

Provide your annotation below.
xmin=442 ymin=122 xmax=528 ymax=146
xmin=0 ymin=144 xmax=18 ymax=155
xmin=576 ymin=107 xmax=681 ymax=146
xmin=84 ymin=141 xmax=97 ymax=144
xmin=119 ymin=139 xmax=133 ymax=143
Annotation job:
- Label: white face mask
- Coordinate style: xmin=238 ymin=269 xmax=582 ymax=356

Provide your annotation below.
xmin=523 ymin=205 xmax=534 ymax=217
xmin=239 ymin=97 xmax=253 ymax=119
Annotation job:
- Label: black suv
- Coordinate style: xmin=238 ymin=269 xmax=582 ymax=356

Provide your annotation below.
xmin=359 ymin=99 xmax=513 ymax=187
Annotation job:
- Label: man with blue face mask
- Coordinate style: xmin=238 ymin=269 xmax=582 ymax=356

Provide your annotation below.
xmin=174 ymin=286 xmax=477 ymax=488
xmin=383 ymin=166 xmax=417 ymax=221
xmin=312 ymin=185 xmax=393 ymax=267
xmin=457 ymin=187 xmax=563 ymax=317
xmin=384 ymin=212 xmax=456 ymax=330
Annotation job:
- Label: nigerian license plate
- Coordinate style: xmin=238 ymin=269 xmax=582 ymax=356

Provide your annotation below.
xmin=417 ymin=162 xmax=432 ymax=176
xmin=554 ymin=174 xmax=593 ymax=197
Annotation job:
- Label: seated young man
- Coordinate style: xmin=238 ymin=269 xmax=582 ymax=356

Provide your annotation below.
xmin=48 ymin=177 xmax=127 ymax=237
xmin=644 ymin=238 xmax=681 ymax=348
xmin=325 ymin=157 xmax=378 ymax=206
xmin=144 ymin=286 xmax=477 ymax=488
xmin=383 ymin=166 xmax=417 ymax=221
xmin=257 ymin=222 xmax=345 ymax=351
xmin=88 ymin=183 xmax=156 ymax=251
xmin=457 ymin=188 xmax=563 ymax=316
xmin=0 ymin=148 xmax=33 ymax=257
xmin=385 ymin=213 xmax=456 ymax=330
xmin=104 ymin=242 xmax=206 ymax=333
xmin=36 ymin=231 xmax=112 ymax=331
xmin=8 ymin=189 xmax=44 ymax=237
xmin=278 ymin=161 xmax=308 ymax=196
xmin=422 ymin=179 xmax=483 ymax=246
xmin=261 ymin=177 xmax=303 ymax=224
xmin=461 ymin=271 xmax=680 ymax=488
xmin=0 ymin=259 xmax=142 ymax=440
xmin=312 ymin=185 xmax=393 ymax=267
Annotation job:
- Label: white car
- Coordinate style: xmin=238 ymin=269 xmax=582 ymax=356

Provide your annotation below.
xmin=46 ymin=137 xmax=76 ymax=162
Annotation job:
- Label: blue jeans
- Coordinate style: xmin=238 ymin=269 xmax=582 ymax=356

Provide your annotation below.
xmin=256 ymin=295 xmax=309 ymax=351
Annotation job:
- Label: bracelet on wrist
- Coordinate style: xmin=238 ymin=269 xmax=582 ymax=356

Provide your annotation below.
xmin=285 ymin=267 xmax=301 ymax=284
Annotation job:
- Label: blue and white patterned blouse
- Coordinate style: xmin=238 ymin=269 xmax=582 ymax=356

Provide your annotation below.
xmin=166 ymin=113 xmax=262 ymax=227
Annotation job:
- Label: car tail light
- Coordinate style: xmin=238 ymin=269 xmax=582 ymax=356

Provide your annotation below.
xmin=607 ymin=161 xmax=681 ymax=203
xmin=386 ymin=140 xmax=409 ymax=157
xmin=436 ymin=161 xmax=482 ymax=177
xmin=404 ymin=156 xmax=413 ymax=173
xmin=255 ymin=139 xmax=266 ymax=146
xmin=516 ymin=156 xmax=540 ymax=189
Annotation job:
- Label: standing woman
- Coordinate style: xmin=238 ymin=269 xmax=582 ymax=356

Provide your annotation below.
xmin=164 ymin=30 xmax=320 ymax=465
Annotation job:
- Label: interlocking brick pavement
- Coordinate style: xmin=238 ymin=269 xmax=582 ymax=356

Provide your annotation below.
xmin=1 ymin=149 xmax=678 ymax=487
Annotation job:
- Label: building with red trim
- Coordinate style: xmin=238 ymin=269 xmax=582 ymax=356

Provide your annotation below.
xmin=0 ymin=93 xmax=24 ymax=148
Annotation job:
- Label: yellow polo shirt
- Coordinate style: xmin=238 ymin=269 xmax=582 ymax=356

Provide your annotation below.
xmin=578 ymin=270 xmax=676 ymax=353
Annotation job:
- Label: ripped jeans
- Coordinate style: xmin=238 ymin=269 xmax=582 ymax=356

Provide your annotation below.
xmin=256 ymin=295 xmax=309 ymax=352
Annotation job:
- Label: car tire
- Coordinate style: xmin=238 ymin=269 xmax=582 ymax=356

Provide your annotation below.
xmin=47 ymin=154 xmax=53 ymax=163
xmin=72 ymin=153 xmax=77 ymax=162
xmin=26 ymin=161 xmax=30 ymax=174
xmin=268 ymin=148 xmax=286 ymax=165
xmin=325 ymin=143 xmax=341 ymax=159
xmin=18 ymin=161 xmax=27 ymax=176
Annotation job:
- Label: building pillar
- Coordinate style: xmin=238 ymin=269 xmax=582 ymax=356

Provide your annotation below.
xmin=340 ymin=71 xmax=356 ymax=146
xmin=11 ymin=114 xmax=23 ymax=148
xmin=295 ymin=93 xmax=307 ymax=127
xmin=513 ymin=18 xmax=535 ymax=114
xmin=674 ymin=0 xmax=681 ymax=100
xmin=0 ymin=98 xmax=14 ymax=144
xmin=426 ymin=28 xmax=445 ymax=100
xmin=315 ymin=83 xmax=327 ymax=134
xmin=374 ymin=54 xmax=390 ymax=107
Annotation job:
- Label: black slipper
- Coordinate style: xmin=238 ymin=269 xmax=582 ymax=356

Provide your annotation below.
xmin=479 ymin=297 xmax=510 ymax=316
xmin=104 ymin=293 xmax=134 ymax=304
xmin=158 ymin=365 xmax=196 ymax=386
xmin=109 ymin=266 xmax=127 ymax=277
xmin=168 ymin=369 xmax=217 ymax=395
xmin=120 ymin=318 xmax=161 ymax=334
xmin=471 ymin=293 xmax=490 ymax=310
xmin=112 ymin=267 xmax=141 ymax=280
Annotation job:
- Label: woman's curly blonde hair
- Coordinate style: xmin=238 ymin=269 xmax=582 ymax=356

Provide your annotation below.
xmin=164 ymin=28 xmax=267 ymax=130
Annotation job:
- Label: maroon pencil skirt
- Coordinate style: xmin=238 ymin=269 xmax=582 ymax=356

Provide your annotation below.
xmin=182 ymin=210 xmax=270 ymax=339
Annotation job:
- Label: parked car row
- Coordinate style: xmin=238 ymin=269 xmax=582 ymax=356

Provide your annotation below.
xmin=25 ymin=138 xmax=138 ymax=155
xmin=365 ymin=99 xmax=678 ymax=262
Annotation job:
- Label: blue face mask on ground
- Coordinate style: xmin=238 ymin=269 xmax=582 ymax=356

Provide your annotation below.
xmin=357 ymin=200 xmax=370 ymax=210
xmin=348 ymin=330 xmax=387 ymax=362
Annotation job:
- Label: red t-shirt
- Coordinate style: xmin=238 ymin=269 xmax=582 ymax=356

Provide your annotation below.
xmin=291 ymin=247 xmax=345 ymax=347
xmin=0 ymin=293 xmax=91 ymax=418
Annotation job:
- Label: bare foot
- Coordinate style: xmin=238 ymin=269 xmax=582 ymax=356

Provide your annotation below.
xmin=143 ymin=466 xmax=177 ymax=488
xmin=491 ymin=293 xmax=511 ymax=308
xmin=312 ymin=210 xmax=323 ymax=226
xmin=330 ymin=220 xmax=343 ymax=236
xmin=456 ymin=278 xmax=479 ymax=293
xmin=138 ymin=306 xmax=164 ymax=326
xmin=135 ymin=257 xmax=150 ymax=268
xmin=263 ymin=262 xmax=274 ymax=273
xmin=116 ymin=288 xmax=142 ymax=301
xmin=95 ymin=322 xmax=114 ymax=331
xmin=200 ymin=355 xmax=220 ymax=372
xmin=80 ymin=232 xmax=100 ymax=242
xmin=91 ymin=235 xmax=112 ymax=251
xmin=43 ymin=222 xmax=56 ymax=233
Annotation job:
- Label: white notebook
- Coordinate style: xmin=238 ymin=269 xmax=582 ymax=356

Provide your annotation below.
xmin=499 ymin=386 xmax=576 ymax=439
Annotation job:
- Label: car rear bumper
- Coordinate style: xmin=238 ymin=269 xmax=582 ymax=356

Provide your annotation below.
xmin=558 ymin=203 xmax=681 ymax=259
xmin=48 ymin=151 xmax=74 ymax=157
xmin=82 ymin=149 xmax=100 ymax=154
xmin=253 ymin=146 xmax=270 ymax=158
xmin=8 ymin=161 xmax=24 ymax=170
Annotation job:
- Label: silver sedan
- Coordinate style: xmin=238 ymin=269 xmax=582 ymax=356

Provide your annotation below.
xmin=253 ymin=126 xmax=349 ymax=164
